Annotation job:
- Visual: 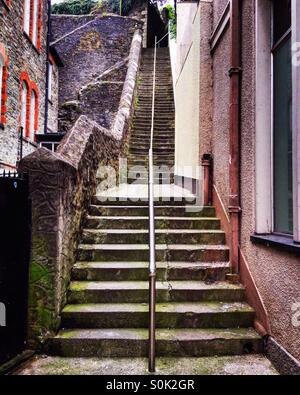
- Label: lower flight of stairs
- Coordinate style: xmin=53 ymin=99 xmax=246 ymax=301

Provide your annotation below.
xmin=49 ymin=199 xmax=263 ymax=358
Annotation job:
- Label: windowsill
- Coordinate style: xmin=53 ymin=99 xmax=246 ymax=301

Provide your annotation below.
xmin=23 ymin=31 xmax=40 ymax=55
xmin=251 ymin=234 xmax=300 ymax=255
xmin=0 ymin=122 xmax=4 ymax=130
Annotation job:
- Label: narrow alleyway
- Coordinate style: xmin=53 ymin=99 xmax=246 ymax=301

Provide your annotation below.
xmin=8 ymin=48 xmax=277 ymax=376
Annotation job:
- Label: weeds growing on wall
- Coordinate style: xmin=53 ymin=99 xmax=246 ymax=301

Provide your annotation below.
xmin=52 ymin=0 xmax=97 ymax=15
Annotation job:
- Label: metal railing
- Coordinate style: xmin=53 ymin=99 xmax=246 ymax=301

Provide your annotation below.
xmin=148 ymin=32 xmax=169 ymax=373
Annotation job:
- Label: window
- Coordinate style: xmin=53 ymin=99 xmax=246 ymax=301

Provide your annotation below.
xmin=29 ymin=89 xmax=37 ymax=140
xmin=32 ymin=0 xmax=39 ymax=46
xmin=23 ymin=0 xmax=42 ymax=49
xmin=0 ymin=44 xmax=8 ymax=126
xmin=23 ymin=0 xmax=31 ymax=36
xmin=20 ymin=80 xmax=29 ymax=136
xmin=20 ymin=73 xmax=39 ymax=140
xmin=48 ymin=61 xmax=53 ymax=102
xmin=255 ymin=0 xmax=300 ymax=243
xmin=272 ymin=0 xmax=293 ymax=234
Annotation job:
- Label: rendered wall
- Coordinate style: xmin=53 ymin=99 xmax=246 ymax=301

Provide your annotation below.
xmin=175 ymin=3 xmax=200 ymax=180
xmin=209 ymin=0 xmax=300 ymax=361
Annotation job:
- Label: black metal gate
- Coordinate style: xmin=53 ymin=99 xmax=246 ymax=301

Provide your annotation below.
xmin=0 ymin=171 xmax=31 ymax=365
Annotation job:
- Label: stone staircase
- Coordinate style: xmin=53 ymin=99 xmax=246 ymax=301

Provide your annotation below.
xmin=49 ymin=48 xmax=263 ymax=361
xmin=128 ymin=48 xmax=175 ymax=184
xmin=50 ymin=197 xmax=262 ymax=358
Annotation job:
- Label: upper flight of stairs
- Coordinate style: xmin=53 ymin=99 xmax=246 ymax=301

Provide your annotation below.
xmin=49 ymin=48 xmax=263 ymax=361
xmin=128 ymin=48 xmax=175 ymax=184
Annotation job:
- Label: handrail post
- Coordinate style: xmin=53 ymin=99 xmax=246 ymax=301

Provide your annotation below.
xmin=148 ymin=36 xmax=157 ymax=373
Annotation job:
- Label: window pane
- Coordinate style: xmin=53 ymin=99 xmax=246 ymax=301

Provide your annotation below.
xmin=30 ymin=91 xmax=37 ymax=140
xmin=273 ymin=0 xmax=291 ymax=44
xmin=273 ymin=37 xmax=293 ymax=234
xmin=32 ymin=0 xmax=39 ymax=46
xmin=23 ymin=0 xmax=31 ymax=35
xmin=21 ymin=82 xmax=27 ymax=132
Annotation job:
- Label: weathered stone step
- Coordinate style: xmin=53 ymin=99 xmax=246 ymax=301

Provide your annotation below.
xmin=61 ymin=302 xmax=254 ymax=329
xmin=81 ymin=229 xmax=225 ymax=245
xmin=91 ymin=197 xmax=198 ymax=206
xmin=77 ymin=244 xmax=229 ymax=263
xmin=127 ymin=155 xmax=174 ymax=162
xmin=85 ymin=216 xmax=220 ymax=230
xmin=127 ymin=160 xmax=175 ymax=167
xmin=130 ymin=149 xmax=174 ymax=156
xmin=131 ymin=133 xmax=175 ymax=139
xmin=129 ymin=141 xmax=174 ymax=146
xmin=72 ymin=261 xmax=230 ymax=282
xmin=50 ymin=327 xmax=262 ymax=358
xmin=68 ymin=281 xmax=244 ymax=304
xmin=131 ymin=130 xmax=175 ymax=135
xmin=129 ymin=142 xmax=175 ymax=149
xmin=127 ymin=177 xmax=174 ymax=185
xmin=88 ymin=205 xmax=215 ymax=217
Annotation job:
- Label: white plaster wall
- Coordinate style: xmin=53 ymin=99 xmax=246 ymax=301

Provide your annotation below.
xmin=175 ymin=3 xmax=200 ymax=179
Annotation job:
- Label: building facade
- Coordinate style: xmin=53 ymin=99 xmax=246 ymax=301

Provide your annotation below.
xmin=0 ymin=0 xmax=60 ymax=170
xmin=174 ymin=0 xmax=300 ymax=369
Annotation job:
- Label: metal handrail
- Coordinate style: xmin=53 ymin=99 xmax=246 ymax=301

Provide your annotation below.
xmin=148 ymin=31 xmax=170 ymax=373
xmin=148 ymin=35 xmax=157 ymax=373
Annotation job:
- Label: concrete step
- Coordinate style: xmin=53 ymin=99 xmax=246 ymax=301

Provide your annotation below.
xmin=85 ymin=216 xmax=221 ymax=230
xmin=61 ymin=302 xmax=255 ymax=329
xmin=68 ymin=281 xmax=244 ymax=304
xmin=88 ymin=205 xmax=216 ymax=217
xmin=77 ymin=244 xmax=229 ymax=263
xmin=50 ymin=327 xmax=262 ymax=358
xmin=91 ymin=197 xmax=198 ymax=206
xmin=130 ymin=133 xmax=175 ymax=139
xmin=72 ymin=261 xmax=230 ymax=282
xmin=81 ymin=229 xmax=225 ymax=245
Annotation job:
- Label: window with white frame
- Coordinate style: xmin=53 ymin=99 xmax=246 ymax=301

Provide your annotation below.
xmin=48 ymin=61 xmax=53 ymax=102
xmin=0 ymin=54 xmax=4 ymax=121
xmin=272 ymin=0 xmax=292 ymax=234
xmin=255 ymin=0 xmax=300 ymax=242
xmin=29 ymin=89 xmax=37 ymax=140
xmin=21 ymin=81 xmax=28 ymax=134
xmin=23 ymin=0 xmax=31 ymax=36
xmin=32 ymin=0 xmax=39 ymax=46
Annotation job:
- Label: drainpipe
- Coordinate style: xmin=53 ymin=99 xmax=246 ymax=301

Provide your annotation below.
xmin=228 ymin=0 xmax=242 ymax=274
xmin=44 ymin=0 xmax=51 ymax=134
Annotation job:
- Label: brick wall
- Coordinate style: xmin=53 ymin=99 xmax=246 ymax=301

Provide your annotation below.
xmin=0 ymin=0 xmax=50 ymax=169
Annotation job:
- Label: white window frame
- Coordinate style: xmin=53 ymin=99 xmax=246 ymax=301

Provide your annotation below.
xmin=255 ymin=0 xmax=300 ymax=242
xmin=32 ymin=0 xmax=39 ymax=46
xmin=0 ymin=55 xmax=4 ymax=120
xmin=21 ymin=81 xmax=28 ymax=133
xmin=48 ymin=62 xmax=53 ymax=102
xmin=29 ymin=90 xmax=37 ymax=141
xmin=24 ymin=0 xmax=31 ymax=36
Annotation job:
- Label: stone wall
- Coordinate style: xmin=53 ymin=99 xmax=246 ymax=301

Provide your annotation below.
xmin=0 ymin=0 xmax=49 ymax=169
xmin=17 ymin=29 xmax=142 ymax=346
xmin=19 ymin=116 xmax=120 ymax=346
xmin=51 ymin=14 xmax=143 ymax=133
